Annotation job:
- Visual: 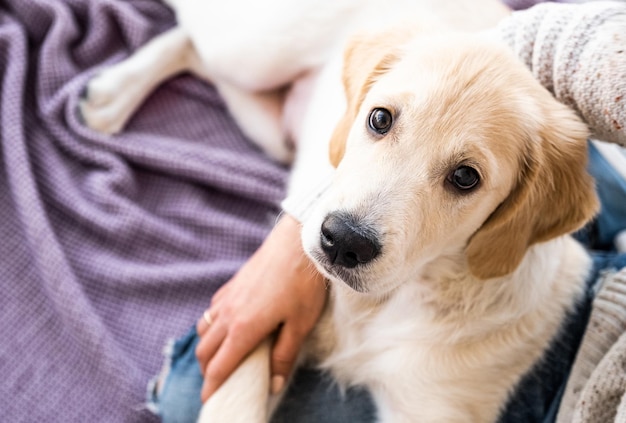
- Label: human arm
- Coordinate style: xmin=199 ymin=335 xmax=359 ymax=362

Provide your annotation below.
xmin=494 ymin=1 xmax=626 ymax=146
xmin=194 ymin=44 xmax=339 ymax=403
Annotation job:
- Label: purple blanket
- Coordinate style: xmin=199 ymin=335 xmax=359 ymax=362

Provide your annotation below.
xmin=0 ymin=0 xmax=287 ymax=421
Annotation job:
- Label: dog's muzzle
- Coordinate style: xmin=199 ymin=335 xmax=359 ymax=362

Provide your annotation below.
xmin=320 ymin=211 xmax=381 ymax=268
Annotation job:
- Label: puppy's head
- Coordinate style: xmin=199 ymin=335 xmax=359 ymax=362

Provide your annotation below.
xmin=302 ymin=31 xmax=598 ymax=295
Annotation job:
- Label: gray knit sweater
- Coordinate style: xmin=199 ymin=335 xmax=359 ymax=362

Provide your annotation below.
xmin=496 ymin=1 xmax=626 ymax=147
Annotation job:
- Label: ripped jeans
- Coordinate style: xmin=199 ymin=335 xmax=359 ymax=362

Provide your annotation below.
xmin=145 ymin=328 xmax=377 ymax=423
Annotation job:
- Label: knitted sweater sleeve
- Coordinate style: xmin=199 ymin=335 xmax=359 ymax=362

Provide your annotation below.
xmin=495 ymin=1 xmax=626 ymax=146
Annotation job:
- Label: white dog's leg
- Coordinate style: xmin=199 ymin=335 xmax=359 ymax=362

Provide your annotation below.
xmin=79 ymin=27 xmax=195 ymax=134
xmin=197 ymin=339 xmax=272 ymax=423
xmin=213 ymin=82 xmax=292 ymax=163
xmin=79 ymin=26 xmax=291 ymax=162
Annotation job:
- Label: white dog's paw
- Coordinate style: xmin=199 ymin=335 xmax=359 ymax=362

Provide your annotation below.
xmin=196 ymin=339 xmax=273 ymax=423
xmin=78 ymin=68 xmax=144 ymax=135
xmin=196 ymin=406 xmax=267 ymax=423
xmin=196 ymin=397 xmax=267 ymax=423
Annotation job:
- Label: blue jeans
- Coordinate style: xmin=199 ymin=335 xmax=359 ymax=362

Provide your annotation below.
xmin=146 ymin=328 xmax=377 ymax=423
xmin=148 ymin=142 xmax=626 ymax=423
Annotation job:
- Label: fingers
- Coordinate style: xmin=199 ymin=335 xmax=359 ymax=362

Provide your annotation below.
xmin=195 ymin=317 xmax=227 ymax=376
xmin=200 ymin=325 xmax=267 ymax=402
xmin=269 ymin=324 xmax=305 ymax=395
xmin=197 ymin=284 xmax=228 ymax=335
xmin=192 ymin=215 xmax=327 ymax=402
xmin=196 ymin=308 xmax=215 ymax=336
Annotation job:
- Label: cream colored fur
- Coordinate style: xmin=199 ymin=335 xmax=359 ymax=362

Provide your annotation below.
xmin=208 ymin=33 xmax=598 ymax=423
xmin=296 ymin=34 xmax=598 ymax=423
xmin=79 ymin=1 xmax=599 ymax=422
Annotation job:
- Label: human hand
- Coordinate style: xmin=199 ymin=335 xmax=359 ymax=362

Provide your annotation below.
xmin=195 ymin=214 xmax=328 ymax=402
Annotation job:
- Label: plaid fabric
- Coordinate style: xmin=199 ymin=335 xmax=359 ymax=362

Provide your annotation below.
xmin=0 ymin=1 xmax=286 ymax=421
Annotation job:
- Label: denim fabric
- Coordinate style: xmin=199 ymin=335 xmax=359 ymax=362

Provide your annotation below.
xmin=147 ymin=329 xmax=204 ymax=423
xmin=271 ymin=369 xmax=377 ymax=423
xmin=148 ymin=326 xmax=377 ymax=423
xmin=578 ymin=143 xmax=626 ymax=251
xmin=150 ymin=142 xmax=626 ymax=423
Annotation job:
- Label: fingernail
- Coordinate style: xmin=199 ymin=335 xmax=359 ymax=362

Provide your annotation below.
xmin=200 ymin=380 xmax=208 ymax=402
xmin=271 ymin=375 xmax=285 ymax=395
xmin=201 ymin=380 xmax=214 ymax=403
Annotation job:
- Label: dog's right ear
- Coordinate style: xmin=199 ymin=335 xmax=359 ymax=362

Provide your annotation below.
xmin=465 ymin=101 xmax=599 ymax=280
xmin=329 ymin=30 xmax=410 ymax=167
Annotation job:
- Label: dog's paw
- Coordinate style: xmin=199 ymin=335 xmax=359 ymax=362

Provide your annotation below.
xmin=78 ymin=69 xmax=143 ymax=135
xmin=197 ymin=402 xmax=267 ymax=423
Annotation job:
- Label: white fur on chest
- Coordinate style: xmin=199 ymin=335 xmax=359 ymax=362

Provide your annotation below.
xmin=307 ymin=236 xmax=590 ymax=423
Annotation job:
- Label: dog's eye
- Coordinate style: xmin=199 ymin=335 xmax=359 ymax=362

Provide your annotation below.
xmin=448 ymin=166 xmax=480 ymax=191
xmin=368 ymin=108 xmax=393 ymax=135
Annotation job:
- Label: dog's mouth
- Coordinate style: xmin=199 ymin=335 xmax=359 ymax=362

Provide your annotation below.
xmin=309 ymin=249 xmax=370 ymax=293
xmin=305 ymin=210 xmax=383 ymax=293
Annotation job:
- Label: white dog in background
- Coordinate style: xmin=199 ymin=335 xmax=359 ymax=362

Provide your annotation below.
xmin=80 ymin=0 xmax=508 ymax=164
xmin=80 ymin=1 xmax=600 ymax=422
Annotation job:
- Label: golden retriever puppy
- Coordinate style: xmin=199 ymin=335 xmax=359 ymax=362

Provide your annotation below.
xmin=198 ymin=30 xmax=599 ymax=423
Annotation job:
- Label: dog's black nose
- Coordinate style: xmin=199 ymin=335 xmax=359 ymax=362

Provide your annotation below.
xmin=320 ymin=212 xmax=381 ymax=268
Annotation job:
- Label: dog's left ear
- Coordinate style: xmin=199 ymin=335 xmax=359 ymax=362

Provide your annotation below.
xmin=466 ymin=102 xmax=599 ymax=280
xmin=329 ymin=30 xmax=411 ymax=167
